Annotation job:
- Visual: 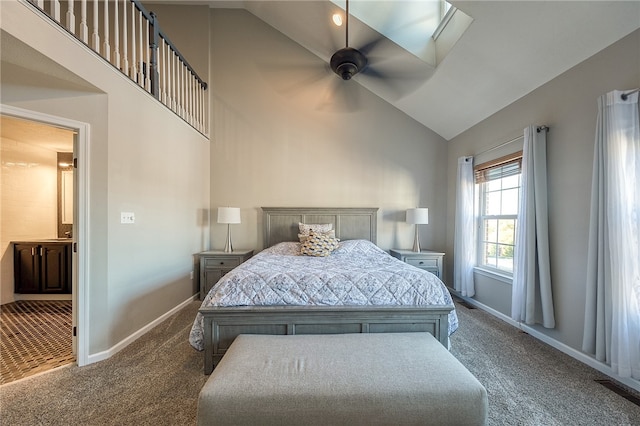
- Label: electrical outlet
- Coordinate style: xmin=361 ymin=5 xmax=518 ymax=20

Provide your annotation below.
xmin=121 ymin=212 xmax=135 ymax=224
xmin=190 ymin=271 xmax=194 ymax=280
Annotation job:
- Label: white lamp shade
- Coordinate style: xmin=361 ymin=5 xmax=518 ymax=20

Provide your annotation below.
xmin=406 ymin=208 xmax=429 ymax=225
xmin=217 ymin=207 xmax=241 ymax=224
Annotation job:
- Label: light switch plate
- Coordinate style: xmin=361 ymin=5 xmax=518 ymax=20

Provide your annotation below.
xmin=121 ymin=212 xmax=135 ymax=224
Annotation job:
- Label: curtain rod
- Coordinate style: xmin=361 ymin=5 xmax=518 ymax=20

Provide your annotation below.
xmin=475 ymin=126 xmax=548 ymax=157
xmin=621 ymin=89 xmax=639 ymax=100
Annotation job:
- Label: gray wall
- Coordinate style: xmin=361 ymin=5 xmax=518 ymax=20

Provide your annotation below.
xmin=445 ymin=29 xmax=640 ymax=352
xmin=207 ymin=9 xmax=449 ymax=254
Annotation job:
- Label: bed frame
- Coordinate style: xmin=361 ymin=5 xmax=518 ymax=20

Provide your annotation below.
xmin=199 ymin=207 xmax=454 ymax=374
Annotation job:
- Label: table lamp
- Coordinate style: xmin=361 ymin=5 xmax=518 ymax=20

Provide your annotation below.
xmin=217 ymin=207 xmax=241 ymax=252
xmin=406 ymin=207 xmax=429 ymax=252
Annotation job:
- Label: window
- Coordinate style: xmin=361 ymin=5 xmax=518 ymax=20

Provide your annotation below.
xmin=474 ymin=152 xmax=522 ymax=275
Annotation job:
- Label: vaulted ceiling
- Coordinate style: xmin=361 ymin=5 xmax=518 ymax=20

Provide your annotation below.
xmin=3 ymin=1 xmax=639 ymax=142
xmin=200 ymin=0 xmax=640 ymax=140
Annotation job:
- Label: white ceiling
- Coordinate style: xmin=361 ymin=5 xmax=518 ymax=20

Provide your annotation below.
xmin=1 ymin=115 xmax=74 ymax=152
xmin=186 ymin=0 xmax=640 ymax=140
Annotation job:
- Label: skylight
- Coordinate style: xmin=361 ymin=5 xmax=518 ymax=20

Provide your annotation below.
xmin=331 ymin=0 xmax=472 ymax=67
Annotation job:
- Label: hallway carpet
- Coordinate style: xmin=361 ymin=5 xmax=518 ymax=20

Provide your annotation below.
xmin=0 ymin=300 xmax=74 ymax=385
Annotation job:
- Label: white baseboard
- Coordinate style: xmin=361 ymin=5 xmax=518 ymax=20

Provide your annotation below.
xmin=87 ymin=295 xmax=197 ymax=365
xmin=451 ymin=291 xmax=640 ymax=394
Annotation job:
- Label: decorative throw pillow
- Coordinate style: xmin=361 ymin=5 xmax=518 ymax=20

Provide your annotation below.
xmin=298 ymin=230 xmax=336 ymax=243
xmin=298 ymin=222 xmax=333 ymax=236
xmin=300 ymin=230 xmax=340 ymax=257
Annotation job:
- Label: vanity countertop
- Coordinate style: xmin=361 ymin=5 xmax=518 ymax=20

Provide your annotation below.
xmin=12 ymin=239 xmax=72 ymax=244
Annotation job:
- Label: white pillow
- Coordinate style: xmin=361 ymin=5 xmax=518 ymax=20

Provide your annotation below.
xmin=298 ymin=222 xmax=333 ymax=235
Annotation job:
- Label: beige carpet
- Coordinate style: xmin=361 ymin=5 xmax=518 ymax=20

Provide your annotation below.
xmin=0 ymin=301 xmax=207 ymax=425
xmin=449 ymin=302 xmax=640 ymax=425
xmin=0 ymin=300 xmax=639 ymax=425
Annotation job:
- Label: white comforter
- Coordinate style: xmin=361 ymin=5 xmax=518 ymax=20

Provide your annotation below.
xmin=189 ymin=240 xmax=458 ymax=350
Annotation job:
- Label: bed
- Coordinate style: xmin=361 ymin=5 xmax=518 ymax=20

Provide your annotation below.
xmin=190 ymin=207 xmax=458 ymax=374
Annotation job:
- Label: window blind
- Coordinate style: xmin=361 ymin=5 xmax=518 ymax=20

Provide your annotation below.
xmin=474 ymin=151 xmax=523 ymax=183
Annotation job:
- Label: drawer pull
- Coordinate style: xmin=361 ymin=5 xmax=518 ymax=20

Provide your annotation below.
xmin=419 ymin=261 xmax=424 ymax=265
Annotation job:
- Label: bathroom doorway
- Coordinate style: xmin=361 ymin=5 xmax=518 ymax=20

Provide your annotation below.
xmin=0 ymin=107 xmax=88 ymax=382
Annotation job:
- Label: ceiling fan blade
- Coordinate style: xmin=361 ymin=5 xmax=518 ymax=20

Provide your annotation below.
xmin=257 ymin=57 xmax=332 ymax=98
xmin=358 ymin=58 xmax=432 ymax=101
xmin=259 ymin=59 xmax=360 ymax=113
xmin=356 ymin=33 xmax=387 ymax=58
xmin=317 ymin=76 xmax=362 ymax=113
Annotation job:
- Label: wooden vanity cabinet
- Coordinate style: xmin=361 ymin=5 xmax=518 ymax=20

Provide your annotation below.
xmin=14 ymin=242 xmax=72 ymax=294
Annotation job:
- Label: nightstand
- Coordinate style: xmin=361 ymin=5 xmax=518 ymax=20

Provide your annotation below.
xmin=196 ymin=249 xmax=253 ymax=300
xmin=389 ymin=249 xmax=444 ymax=279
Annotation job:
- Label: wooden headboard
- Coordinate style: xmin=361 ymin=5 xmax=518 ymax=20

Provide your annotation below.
xmin=262 ymin=207 xmax=378 ymax=247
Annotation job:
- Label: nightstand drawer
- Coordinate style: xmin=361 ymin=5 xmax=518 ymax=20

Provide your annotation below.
xmin=406 ymin=258 xmax=439 ymax=269
xmin=203 ymin=257 xmax=241 ymax=269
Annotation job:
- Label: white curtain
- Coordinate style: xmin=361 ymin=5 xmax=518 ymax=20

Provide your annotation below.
xmin=512 ymin=125 xmax=555 ymax=328
xmin=454 ymin=156 xmax=475 ymax=297
xmin=582 ymin=90 xmax=640 ymax=380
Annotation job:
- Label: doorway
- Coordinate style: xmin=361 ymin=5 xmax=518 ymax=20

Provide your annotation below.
xmin=0 ymin=105 xmax=88 ymax=382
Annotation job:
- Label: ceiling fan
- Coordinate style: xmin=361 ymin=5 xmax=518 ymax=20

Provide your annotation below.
xmin=259 ymin=0 xmax=430 ymax=111
xmin=327 ymin=0 xmax=429 ymax=100
xmin=329 ymin=0 xmax=367 ymax=81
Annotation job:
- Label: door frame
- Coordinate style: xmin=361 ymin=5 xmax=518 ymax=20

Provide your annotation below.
xmin=1 ymin=104 xmax=90 ymax=367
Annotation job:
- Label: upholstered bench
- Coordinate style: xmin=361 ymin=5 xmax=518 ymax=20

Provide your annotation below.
xmin=197 ymin=332 xmax=487 ymax=425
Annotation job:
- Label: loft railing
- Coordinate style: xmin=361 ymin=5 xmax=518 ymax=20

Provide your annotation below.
xmin=26 ymin=0 xmax=208 ymax=136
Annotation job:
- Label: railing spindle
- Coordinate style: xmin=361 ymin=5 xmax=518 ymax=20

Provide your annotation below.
xmin=180 ymin=61 xmax=185 ymax=118
xmin=122 ymin=0 xmax=128 ymax=74
xmin=66 ymin=0 xmax=75 ymax=33
xmin=130 ymin=1 xmax=137 ymax=80
xmin=145 ymin=18 xmax=150 ymax=92
xmin=137 ymin=9 xmax=144 ymax=86
xmin=79 ymin=0 xmax=88 ymax=42
xmin=196 ymin=82 xmax=200 ymax=131
xmin=103 ymin=0 xmax=110 ymax=62
xmin=175 ymin=56 xmax=180 ymax=115
xmin=178 ymin=62 xmax=182 ymax=118
xmin=171 ymin=52 xmax=177 ymax=111
xmin=91 ymin=0 xmax=99 ymax=52
xmin=187 ymin=73 xmax=192 ymax=125
xmin=161 ymin=40 xmax=167 ymax=104
xmin=191 ymin=74 xmax=196 ymax=126
xmin=51 ymin=0 xmax=61 ymax=21
xmin=184 ymin=66 xmax=189 ymax=121
xmin=202 ymin=87 xmax=206 ymax=132
xmin=113 ymin=0 xmax=120 ymax=69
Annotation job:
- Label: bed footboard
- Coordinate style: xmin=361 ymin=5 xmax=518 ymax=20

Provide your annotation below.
xmin=199 ymin=304 xmax=454 ymax=374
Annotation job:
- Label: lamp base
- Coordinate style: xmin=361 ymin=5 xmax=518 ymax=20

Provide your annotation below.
xmin=412 ymin=225 xmax=421 ymax=252
xmin=223 ymin=224 xmax=234 ymax=253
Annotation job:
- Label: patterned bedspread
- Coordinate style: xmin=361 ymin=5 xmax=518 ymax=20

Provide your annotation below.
xmin=189 ymin=240 xmax=458 ymax=350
